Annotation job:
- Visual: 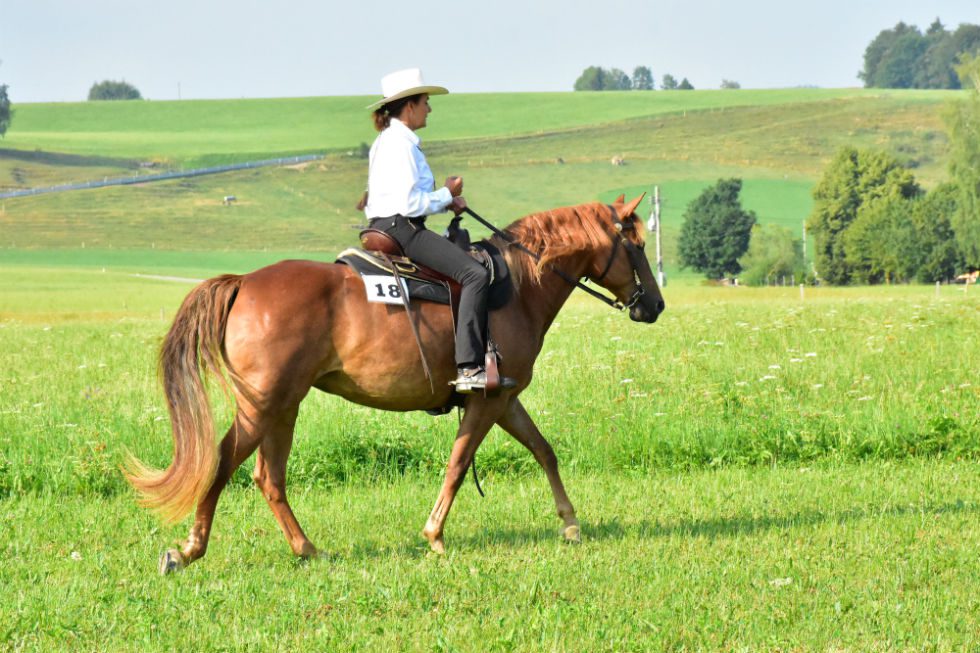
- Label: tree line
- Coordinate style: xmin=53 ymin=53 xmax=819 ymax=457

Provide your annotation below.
xmin=809 ymin=54 xmax=980 ymax=284
xmin=861 ymin=18 xmax=980 ymax=89
xmin=574 ymin=66 xmax=695 ymax=91
xmin=679 ymin=55 xmax=980 ymax=285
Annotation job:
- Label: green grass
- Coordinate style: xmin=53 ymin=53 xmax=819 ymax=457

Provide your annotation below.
xmin=2 ymin=87 xmax=977 ymax=649
xmin=2 ymin=269 xmax=977 ymax=498
xmin=0 ymin=90 xmax=955 ymax=279
xmin=4 ymin=463 xmax=980 ymax=651
xmin=7 ymin=88 xmax=955 ymax=161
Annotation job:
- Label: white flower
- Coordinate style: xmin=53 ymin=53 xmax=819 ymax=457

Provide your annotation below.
xmin=812 ymin=384 xmax=824 ymax=389
xmin=70 ymin=551 xmax=82 ymax=561
xmin=760 ymin=375 xmax=777 ymax=382
xmin=805 ymin=352 xmax=817 ymax=358
xmin=857 ymin=396 xmax=872 ymax=402
xmin=620 ymin=378 xmax=633 ymax=384
xmin=769 ymin=364 xmax=781 ymax=370
xmin=769 ymin=577 xmax=792 ymax=587
xmin=790 ymin=358 xmax=803 ymax=364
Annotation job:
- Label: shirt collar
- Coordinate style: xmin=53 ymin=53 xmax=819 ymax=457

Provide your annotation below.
xmin=389 ymin=118 xmax=420 ymax=147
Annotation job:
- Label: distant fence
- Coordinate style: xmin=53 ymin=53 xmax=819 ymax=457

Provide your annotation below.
xmin=0 ymin=154 xmax=325 ymax=200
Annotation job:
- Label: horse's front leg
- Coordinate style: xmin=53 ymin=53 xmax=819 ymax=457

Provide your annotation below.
xmin=422 ymin=397 xmax=505 ymax=553
xmin=497 ymin=397 xmax=580 ymax=543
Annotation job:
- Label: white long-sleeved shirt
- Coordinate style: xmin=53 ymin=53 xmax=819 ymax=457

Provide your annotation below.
xmin=364 ymin=118 xmax=452 ymax=219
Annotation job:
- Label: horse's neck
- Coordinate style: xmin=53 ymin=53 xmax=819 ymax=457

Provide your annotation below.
xmin=512 ymin=251 xmax=590 ymax=334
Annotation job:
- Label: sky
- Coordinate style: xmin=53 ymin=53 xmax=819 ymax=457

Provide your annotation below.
xmin=2 ymin=0 xmax=978 ymax=103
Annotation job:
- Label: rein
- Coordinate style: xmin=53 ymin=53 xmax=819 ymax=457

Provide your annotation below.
xmin=462 ymin=206 xmax=646 ymax=311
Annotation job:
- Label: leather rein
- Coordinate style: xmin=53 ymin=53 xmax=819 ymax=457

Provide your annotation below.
xmin=462 ymin=206 xmax=647 ymax=311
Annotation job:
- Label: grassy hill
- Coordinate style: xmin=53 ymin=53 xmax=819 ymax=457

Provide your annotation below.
xmin=0 ymin=88 xmax=961 ymax=279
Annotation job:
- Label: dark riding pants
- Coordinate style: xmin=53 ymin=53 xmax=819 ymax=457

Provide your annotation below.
xmin=373 ymin=216 xmax=489 ymax=368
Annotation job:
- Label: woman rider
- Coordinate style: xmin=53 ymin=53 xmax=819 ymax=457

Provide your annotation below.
xmin=361 ymin=68 xmax=490 ymax=393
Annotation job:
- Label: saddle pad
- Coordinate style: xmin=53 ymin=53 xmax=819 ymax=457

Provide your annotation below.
xmin=337 ymin=248 xmax=453 ymax=305
xmin=336 ymin=242 xmax=512 ymax=310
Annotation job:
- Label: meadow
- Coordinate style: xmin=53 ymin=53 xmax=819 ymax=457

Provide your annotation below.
xmin=2 ymin=88 xmax=979 ymax=650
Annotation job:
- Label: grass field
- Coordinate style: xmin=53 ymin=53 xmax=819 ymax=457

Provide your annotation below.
xmin=2 ymin=87 xmax=978 ymax=650
xmin=1 ymin=270 xmax=979 ymax=651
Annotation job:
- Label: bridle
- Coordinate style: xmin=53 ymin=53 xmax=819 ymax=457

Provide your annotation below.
xmin=462 ymin=205 xmax=649 ymax=311
xmin=591 ymin=205 xmax=648 ymax=310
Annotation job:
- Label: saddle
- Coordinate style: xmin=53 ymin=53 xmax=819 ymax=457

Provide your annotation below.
xmin=337 ymin=229 xmax=512 ymax=313
xmin=336 ymin=226 xmax=514 ymax=404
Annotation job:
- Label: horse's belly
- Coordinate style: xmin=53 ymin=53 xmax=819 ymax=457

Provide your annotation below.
xmin=314 ymin=369 xmax=456 ymax=412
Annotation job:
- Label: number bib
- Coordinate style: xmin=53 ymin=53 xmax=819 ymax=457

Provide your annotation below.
xmin=362 ymin=275 xmax=410 ymax=305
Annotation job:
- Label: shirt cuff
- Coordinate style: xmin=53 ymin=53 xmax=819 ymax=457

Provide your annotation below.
xmin=433 ymin=186 xmax=453 ymax=212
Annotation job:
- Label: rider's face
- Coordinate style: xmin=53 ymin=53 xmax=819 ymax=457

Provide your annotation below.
xmin=402 ymin=94 xmax=431 ymax=131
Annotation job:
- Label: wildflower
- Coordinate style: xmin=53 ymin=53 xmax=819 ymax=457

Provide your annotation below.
xmin=769 ymin=364 xmax=781 ymax=370
xmin=70 ymin=551 xmax=82 ymax=561
xmin=805 ymin=352 xmax=817 ymax=358
xmin=760 ymin=375 xmax=777 ymax=382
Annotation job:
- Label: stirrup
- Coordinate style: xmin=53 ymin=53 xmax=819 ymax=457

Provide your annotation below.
xmin=451 ymin=368 xmax=487 ymax=394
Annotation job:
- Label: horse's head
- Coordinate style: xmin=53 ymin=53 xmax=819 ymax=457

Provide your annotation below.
xmin=586 ymin=194 xmax=665 ymax=324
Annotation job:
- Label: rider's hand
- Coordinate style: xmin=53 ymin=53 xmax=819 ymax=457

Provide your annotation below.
xmin=444 ymin=176 xmax=463 ymax=197
xmin=355 ymin=191 xmax=368 ymax=211
xmin=449 ymin=196 xmax=467 ymax=215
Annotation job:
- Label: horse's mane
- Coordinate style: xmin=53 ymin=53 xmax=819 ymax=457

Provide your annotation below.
xmin=489 ymin=202 xmax=645 ymax=288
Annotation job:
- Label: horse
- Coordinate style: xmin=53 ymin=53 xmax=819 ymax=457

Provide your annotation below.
xmin=126 ymin=194 xmax=665 ymax=573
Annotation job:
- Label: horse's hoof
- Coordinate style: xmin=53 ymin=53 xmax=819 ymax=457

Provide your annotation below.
xmin=159 ymin=549 xmax=185 ymax=575
xmin=562 ymin=524 xmax=582 ymax=544
xmin=427 ymin=538 xmax=446 ymax=555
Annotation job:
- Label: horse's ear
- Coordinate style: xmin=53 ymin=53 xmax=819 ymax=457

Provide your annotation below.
xmin=614 ymin=193 xmax=626 ymax=204
xmin=620 ymin=193 xmax=646 ymax=218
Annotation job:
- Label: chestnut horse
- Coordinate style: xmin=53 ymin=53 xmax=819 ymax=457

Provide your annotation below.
xmin=127 ymin=195 xmax=664 ymax=573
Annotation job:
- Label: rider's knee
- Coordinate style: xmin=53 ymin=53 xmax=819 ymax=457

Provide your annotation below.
xmin=461 ymin=262 xmax=490 ymax=289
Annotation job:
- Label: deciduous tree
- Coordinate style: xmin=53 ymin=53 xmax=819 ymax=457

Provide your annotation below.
xmin=661 ymin=74 xmax=678 ymax=90
xmin=678 ymin=178 xmax=757 ymax=279
xmin=88 ymin=80 xmax=142 ymax=101
xmin=0 ymin=84 xmax=10 ymax=138
xmin=944 ymin=53 xmax=980 ymax=269
xmin=738 ymin=225 xmax=804 ymax=285
xmin=806 ymin=147 xmax=921 ymax=284
xmin=632 ymin=66 xmax=654 ymax=90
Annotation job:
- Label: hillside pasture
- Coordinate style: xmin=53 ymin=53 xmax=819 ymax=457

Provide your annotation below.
xmin=2 ymin=87 xmax=978 ymax=650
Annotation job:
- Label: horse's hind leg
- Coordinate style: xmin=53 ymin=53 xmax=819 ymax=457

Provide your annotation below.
xmin=497 ymin=398 xmax=580 ymax=543
xmin=160 ymin=412 xmax=264 ymax=574
xmin=252 ymin=422 xmax=317 ymax=559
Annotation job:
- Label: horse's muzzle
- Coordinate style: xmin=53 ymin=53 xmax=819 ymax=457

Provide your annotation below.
xmin=629 ymin=297 xmax=664 ymax=323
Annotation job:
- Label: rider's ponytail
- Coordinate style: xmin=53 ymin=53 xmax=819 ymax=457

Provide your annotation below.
xmin=372 ymin=94 xmax=423 ymax=132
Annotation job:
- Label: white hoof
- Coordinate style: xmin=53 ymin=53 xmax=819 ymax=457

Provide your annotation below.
xmin=158 ymin=549 xmax=185 ymax=575
xmin=562 ymin=523 xmax=582 ymax=543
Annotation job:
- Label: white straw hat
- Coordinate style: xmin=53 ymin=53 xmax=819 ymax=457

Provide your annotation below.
xmin=366 ymin=68 xmax=448 ymax=110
